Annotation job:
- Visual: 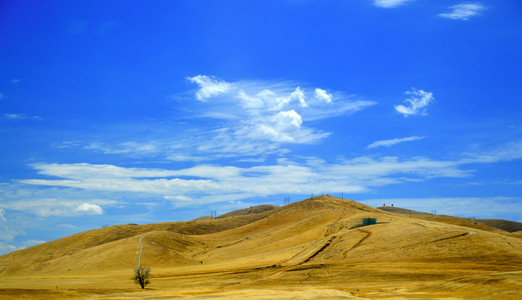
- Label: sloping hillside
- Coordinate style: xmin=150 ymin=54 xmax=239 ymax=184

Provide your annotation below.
xmin=0 ymin=206 xmax=276 ymax=276
xmin=378 ymin=205 xmax=522 ymax=233
xmin=1 ymin=195 xmax=521 ymax=299
xmin=478 ymin=219 xmax=522 ymax=233
xmin=191 ymin=204 xmax=277 ymax=221
xmin=377 ymin=205 xmax=432 ymax=215
xmin=217 ymin=204 xmax=277 ymax=219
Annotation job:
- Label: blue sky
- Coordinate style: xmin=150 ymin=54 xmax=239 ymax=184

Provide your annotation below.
xmin=0 ymin=0 xmax=521 ymax=254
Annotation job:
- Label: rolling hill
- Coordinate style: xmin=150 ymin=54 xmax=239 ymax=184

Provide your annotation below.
xmin=378 ymin=205 xmax=522 ymax=233
xmin=1 ymin=195 xmax=521 ymax=299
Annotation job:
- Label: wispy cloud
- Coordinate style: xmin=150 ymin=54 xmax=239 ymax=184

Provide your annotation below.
xmin=0 ymin=207 xmax=25 ymax=252
xmin=19 ymin=140 xmax=522 ymax=206
xmin=0 ymin=240 xmax=46 ymax=255
xmin=1 ymin=113 xmax=41 ymax=121
xmin=394 ymin=88 xmax=435 ymax=117
xmin=186 ymin=75 xmax=375 ymax=146
xmin=460 ymin=140 xmax=522 ymax=164
xmin=3 ymin=113 xmax=25 ymax=120
xmin=86 ymin=141 xmax=160 ymax=156
xmin=374 ymin=0 xmax=412 ymax=8
xmin=76 ymin=76 xmax=374 ymax=162
xmin=0 ymin=186 xmax=117 ymax=217
xmin=315 ymin=88 xmax=332 ymax=103
xmin=187 ymin=75 xmax=232 ymax=101
xmin=0 ymin=242 xmax=21 ymax=253
xmin=367 ymin=136 xmax=425 ymax=149
xmin=17 ymin=158 xmax=459 ymax=200
xmin=75 ymin=203 xmax=103 ymax=215
xmin=438 ymin=3 xmax=485 ymax=20
xmin=0 ymin=208 xmax=6 ymax=223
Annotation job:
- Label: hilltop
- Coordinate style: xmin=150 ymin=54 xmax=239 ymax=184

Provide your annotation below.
xmin=1 ymin=195 xmax=521 ymax=299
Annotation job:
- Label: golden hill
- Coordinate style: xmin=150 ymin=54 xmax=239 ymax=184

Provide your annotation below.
xmin=378 ymin=205 xmax=522 ymax=234
xmin=1 ymin=195 xmax=521 ymax=299
xmin=191 ymin=204 xmax=277 ymax=221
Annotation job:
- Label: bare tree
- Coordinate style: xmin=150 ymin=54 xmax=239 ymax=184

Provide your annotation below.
xmin=133 ymin=267 xmax=151 ymax=289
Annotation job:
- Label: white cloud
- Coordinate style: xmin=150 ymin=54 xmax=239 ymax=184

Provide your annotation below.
xmin=240 ymin=109 xmax=329 ymax=143
xmin=438 ymin=3 xmax=485 ymax=20
xmin=75 ymin=203 xmax=103 ymax=215
xmin=185 ymin=75 xmax=375 ymax=148
xmin=394 ymin=88 xmax=434 ymax=117
xmin=187 ymin=75 xmax=232 ymax=101
xmin=289 ymin=87 xmax=308 ymax=108
xmin=374 ymin=0 xmax=412 ymax=8
xmin=315 ymin=88 xmax=332 ymax=103
xmin=367 ymin=136 xmax=425 ymax=149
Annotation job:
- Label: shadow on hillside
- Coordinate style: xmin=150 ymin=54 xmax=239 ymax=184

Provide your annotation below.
xmin=349 ymin=222 xmax=389 ymax=230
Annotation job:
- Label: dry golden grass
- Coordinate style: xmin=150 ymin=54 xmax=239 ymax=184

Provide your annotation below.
xmin=1 ymin=195 xmax=521 ymax=299
xmin=378 ymin=205 xmax=522 ymax=233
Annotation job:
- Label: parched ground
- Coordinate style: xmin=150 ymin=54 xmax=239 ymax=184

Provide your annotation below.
xmin=1 ymin=195 xmax=521 ymax=299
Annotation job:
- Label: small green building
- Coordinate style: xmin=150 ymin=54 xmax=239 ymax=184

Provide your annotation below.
xmin=362 ymin=217 xmax=377 ymax=225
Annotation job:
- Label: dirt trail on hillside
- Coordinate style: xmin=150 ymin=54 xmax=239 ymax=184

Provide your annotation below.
xmin=136 ymin=232 xmax=154 ymax=269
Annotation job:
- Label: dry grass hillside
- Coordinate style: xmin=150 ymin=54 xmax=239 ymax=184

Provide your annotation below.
xmin=217 ymin=204 xmax=277 ymax=219
xmin=478 ymin=219 xmax=522 ymax=233
xmin=377 ymin=206 xmax=432 ymax=216
xmin=378 ymin=206 xmax=522 ymax=233
xmin=1 ymin=195 xmax=521 ymax=299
